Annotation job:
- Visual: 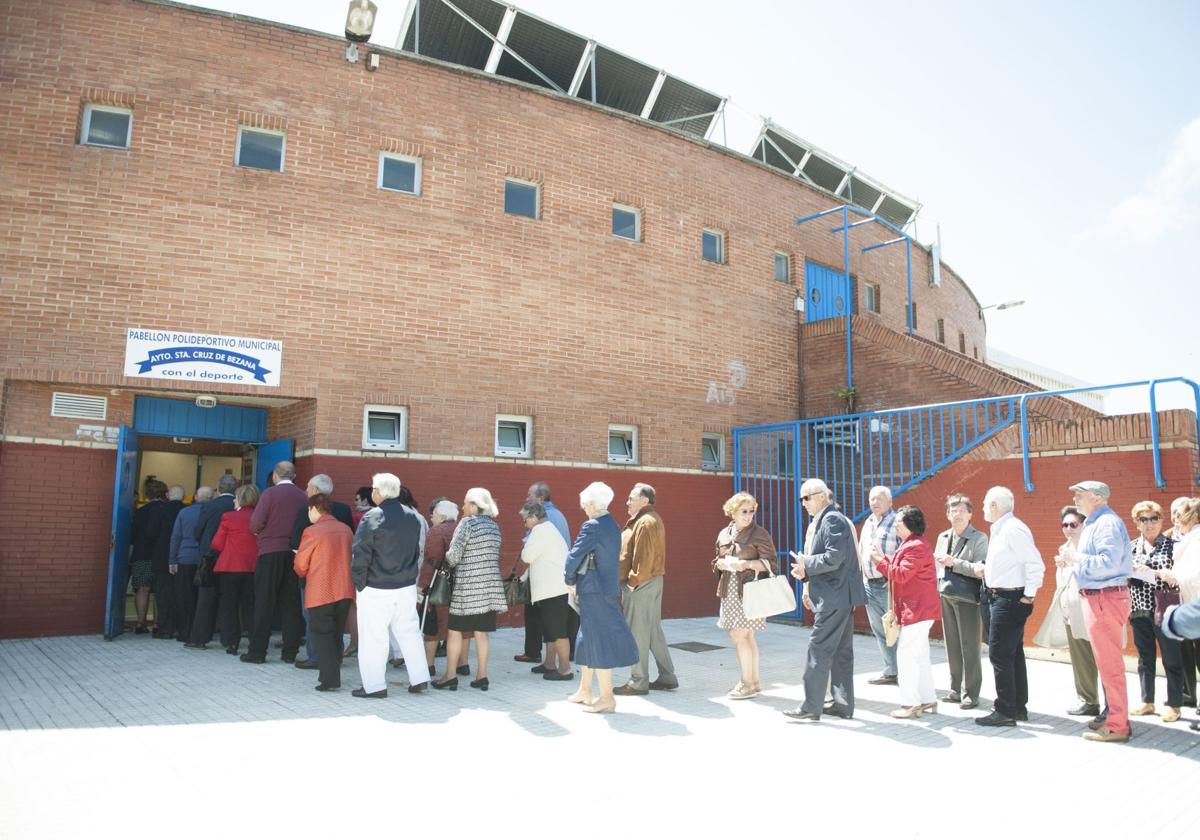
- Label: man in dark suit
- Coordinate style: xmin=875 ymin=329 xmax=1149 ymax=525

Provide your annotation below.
xmin=186 ymin=473 xmax=238 ymax=648
xmin=290 ymin=474 xmax=355 ymax=670
xmin=785 ymin=478 xmax=866 ymax=721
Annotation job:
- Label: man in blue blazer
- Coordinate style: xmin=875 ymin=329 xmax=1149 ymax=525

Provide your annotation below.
xmin=785 ymin=478 xmax=867 ymax=720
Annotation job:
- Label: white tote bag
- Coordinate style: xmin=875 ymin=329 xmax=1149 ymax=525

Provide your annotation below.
xmin=742 ymin=565 xmax=797 ymax=620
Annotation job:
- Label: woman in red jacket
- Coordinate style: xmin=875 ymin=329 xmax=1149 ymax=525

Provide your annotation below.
xmin=874 ymin=505 xmax=942 ymax=718
xmin=211 ymin=483 xmax=260 ymax=656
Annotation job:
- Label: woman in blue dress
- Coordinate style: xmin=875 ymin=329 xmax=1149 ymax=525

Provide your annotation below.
xmin=564 ymin=481 xmax=638 ymax=713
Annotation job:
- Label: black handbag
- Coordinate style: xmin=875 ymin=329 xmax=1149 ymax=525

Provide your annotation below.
xmin=503 ymin=572 xmax=530 ymax=607
xmin=939 ymin=534 xmax=981 ymax=604
xmin=194 ymin=551 xmax=218 ymax=588
xmin=427 ymin=566 xmax=453 ymax=606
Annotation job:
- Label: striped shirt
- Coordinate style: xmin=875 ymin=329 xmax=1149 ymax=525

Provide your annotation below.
xmin=445 ymin=515 xmax=508 ymax=616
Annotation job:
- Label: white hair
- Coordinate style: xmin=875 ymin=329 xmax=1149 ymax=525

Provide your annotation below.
xmin=308 ymin=473 xmax=333 ymax=495
xmin=167 ymin=485 xmax=185 ymax=501
xmin=869 ymin=485 xmax=892 ymax=501
xmin=579 ymin=481 xmax=615 ymax=512
xmin=984 ymin=486 xmax=1014 ymax=514
xmin=800 ymin=478 xmax=831 ymax=499
xmin=372 ymin=473 xmax=401 ymax=500
xmin=194 ymin=486 xmax=214 ymax=503
xmin=433 ymin=499 xmax=459 ymax=520
xmin=465 ymin=487 xmax=499 ymax=518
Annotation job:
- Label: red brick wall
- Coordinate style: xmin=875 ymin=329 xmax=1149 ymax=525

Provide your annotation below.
xmin=0 ymin=443 xmax=116 ymax=637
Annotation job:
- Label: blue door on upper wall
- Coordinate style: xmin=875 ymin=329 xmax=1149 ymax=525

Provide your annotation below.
xmin=104 ymin=426 xmax=139 ymax=640
xmin=255 ymin=438 xmax=295 ymax=490
xmin=805 ymin=261 xmax=849 ymax=323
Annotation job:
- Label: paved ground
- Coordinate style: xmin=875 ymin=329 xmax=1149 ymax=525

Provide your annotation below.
xmin=1 ymin=619 xmax=1197 ymax=839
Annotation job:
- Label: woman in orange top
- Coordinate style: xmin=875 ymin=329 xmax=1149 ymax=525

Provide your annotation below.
xmin=294 ymin=493 xmax=355 ymax=691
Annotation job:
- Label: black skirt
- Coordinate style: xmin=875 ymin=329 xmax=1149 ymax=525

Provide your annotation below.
xmin=448 ymin=610 xmax=497 ymax=633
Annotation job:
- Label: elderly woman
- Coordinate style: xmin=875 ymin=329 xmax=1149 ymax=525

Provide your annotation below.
xmin=564 ymin=482 xmax=638 ymax=713
xmin=420 ymin=497 xmax=471 ymax=675
xmin=932 ymin=493 xmax=988 ymax=709
xmin=713 ymin=491 xmax=777 ymax=700
xmin=210 ymin=483 xmax=260 ymax=655
xmin=873 ymin=505 xmax=941 ymax=718
xmin=433 ymin=488 xmax=507 ymax=691
xmin=1044 ymin=506 xmax=1103 ymax=717
xmin=1126 ymin=500 xmax=1184 ymax=721
xmin=1168 ymin=496 xmax=1199 ymax=707
xmin=518 ymin=500 xmax=573 ymax=680
xmin=294 ymin=493 xmax=355 ymax=691
xmin=1165 ymin=498 xmax=1200 ymax=730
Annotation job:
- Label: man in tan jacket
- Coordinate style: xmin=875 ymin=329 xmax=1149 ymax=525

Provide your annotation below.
xmin=614 ymin=483 xmax=679 ymax=695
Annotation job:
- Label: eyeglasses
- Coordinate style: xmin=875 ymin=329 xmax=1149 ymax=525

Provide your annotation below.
xmin=736 ymin=508 xmax=756 ymax=516
xmin=1137 ymin=516 xmax=1162 ymax=523
xmin=800 ymin=494 xmax=821 ymax=502
xmin=1061 ymin=521 xmax=1080 ymax=529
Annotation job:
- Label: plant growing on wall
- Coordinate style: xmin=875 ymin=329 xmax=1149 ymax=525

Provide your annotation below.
xmin=835 ymin=386 xmax=857 ymax=413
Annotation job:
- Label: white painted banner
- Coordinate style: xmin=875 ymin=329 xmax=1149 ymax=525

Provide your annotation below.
xmin=123 ymin=328 xmax=283 ymax=387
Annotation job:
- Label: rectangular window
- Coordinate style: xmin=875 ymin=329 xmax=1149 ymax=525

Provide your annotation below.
xmin=864 ymin=283 xmax=880 ymax=314
xmin=378 ymin=153 xmax=421 ymax=195
xmin=608 ymin=424 xmax=638 ymax=465
xmin=80 ymin=105 xmax=132 ymax=149
xmin=702 ymin=229 xmax=725 ymax=264
xmin=958 ymin=331 xmax=966 ymax=354
xmin=701 ymin=434 xmax=724 ymax=470
xmin=774 ymin=252 xmax=791 ymax=283
xmin=495 ymin=414 xmax=533 ymax=459
xmin=504 ymin=178 xmax=539 ymax=219
xmin=909 ymin=301 xmax=918 ymax=330
xmin=935 ymin=318 xmax=946 ymax=344
xmin=612 ymin=204 xmax=641 ymax=241
xmin=362 ymin=405 xmax=408 ymax=451
xmin=236 ymin=127 xmax=285 ymax=171
xmin=776 ymin=439 xmax=794 ymax=478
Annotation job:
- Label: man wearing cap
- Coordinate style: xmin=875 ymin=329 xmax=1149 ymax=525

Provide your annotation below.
xmin=1062 ymin=480 xmax=1134 ymax=743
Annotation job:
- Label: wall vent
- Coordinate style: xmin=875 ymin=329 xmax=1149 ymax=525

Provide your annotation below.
xmin=51 ymin=392 xmax=108 ymax=420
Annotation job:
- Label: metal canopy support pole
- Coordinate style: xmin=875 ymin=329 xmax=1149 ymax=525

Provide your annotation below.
xmin=843 ymin=205 xmax=853 ymax=392
xmin=905 ymin=237 xmax=913 ymax=335
xmin=415 ymin=0 xmax=421 ymax=54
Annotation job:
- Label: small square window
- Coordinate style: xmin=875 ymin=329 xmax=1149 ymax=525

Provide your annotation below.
xmin=608 ymin=424 xmax=638 ymax=465
xmin=236 ymin=127 xmax=285 ymax=171
xmin=774 ymin=252 xmax=791 ymax=283
xmin=865 ymin=283 xmax=880 ymax=314
xmin=701 ymin=434 xmax=724 ymax=470
xmin=935 ymin=318 xmax=946 ymax=344
xmin=80 ymin=105 xmax=132 ymax=149
xmin=612 ymin=204 xmax=641 ymax=242
xmin=378 ymin=153 xmax=421 ymax=195
xmin=702 ymin=229 xmax=725 ymax=264
xmin=362 ymin=405 xmax=408 ymax=451
xmin=495 ymin=414 xmax=533 ymax=459
xmin=504 ymin=178 xmax=539 ymax=219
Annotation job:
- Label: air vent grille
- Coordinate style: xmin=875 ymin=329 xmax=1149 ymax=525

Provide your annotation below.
xmin=51 ymin=392 xmax=108 ymax=420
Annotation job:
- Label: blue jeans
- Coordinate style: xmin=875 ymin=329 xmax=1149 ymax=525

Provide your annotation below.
xmin=864 ymin=578 xmax=897 ymax=677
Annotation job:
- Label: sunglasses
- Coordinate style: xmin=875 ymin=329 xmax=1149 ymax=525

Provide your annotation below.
xmin=1136 ymin=516 xmax=1162 ymax=523
xmin=801 ymin=494 xmax=820 ymax=502
xmin=1061 ymin=521 xmax=1080 ymax=529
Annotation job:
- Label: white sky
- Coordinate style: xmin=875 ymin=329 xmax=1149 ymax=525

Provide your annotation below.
xmin=189 ymin=0 xmax=1200 ymax=415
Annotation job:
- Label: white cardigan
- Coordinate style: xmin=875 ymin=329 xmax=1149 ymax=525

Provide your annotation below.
xmin=522 ymin=520 xmax=570 ymax=603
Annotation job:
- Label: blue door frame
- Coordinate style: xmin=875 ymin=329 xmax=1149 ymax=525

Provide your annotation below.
xmin=104 ymin=426 xmax=139 ymax=640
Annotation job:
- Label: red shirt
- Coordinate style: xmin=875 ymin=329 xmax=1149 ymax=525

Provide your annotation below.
xmin=876 ymin=534 xmax=942 ymax=625
xmin=294 ymin=515 xmax=355 ymax=608
xmin=211 ymin=507 xmax=259 ymax=573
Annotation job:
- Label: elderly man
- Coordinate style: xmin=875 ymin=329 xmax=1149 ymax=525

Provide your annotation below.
xmin=1062 ymin=480 xmax=1134 ymax=742
xmin=290 ymin=475 xmax=355 ymax=670
xmin=244 ymin=461 xmax=308 ymax=664
xmin=976 ymin=486 xmax=1043 ymax=727
xmin=784 ymin=478 xmax=866 ymax=721
xmin=517 ymin=481 xmax=572 ymax=664
xmin=351 ymin=473 xmax=430 ymax=697
xmin=187 ymin=473 xmax=238 ymax=648
xmin=858 ymin=485 xmax=900 ymax=686
xmin=933 ymin=493 xmax=989 ymax=709
xmin=169 ymin=485 xmax=212 ymax=642
xmin=149 ymin=485 xmax=186 ymax=639
xmin=614 ymin=483 xmax=678 ymax=695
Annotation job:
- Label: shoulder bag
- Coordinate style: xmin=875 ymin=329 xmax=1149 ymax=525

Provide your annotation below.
xmin=940 ymin=534 xmax=982 ymax=604
xmin=503 ymin=571 xmax=531 ymax=606
xmin=881 ymin=574 xmax=900 ymax=646
xmin=427 ymin=565 xmax=453 ymax=606
xmin=194 ymin=551 xmax=218 ymax=588
xmin=742 ymin=557 xmax=797 ymax=620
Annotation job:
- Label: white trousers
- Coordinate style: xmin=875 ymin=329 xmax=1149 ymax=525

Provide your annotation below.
xmin=357 ymin=585 xmax=428 ymax=692
xmin=897 ymin=619 xmax=936 ymax=706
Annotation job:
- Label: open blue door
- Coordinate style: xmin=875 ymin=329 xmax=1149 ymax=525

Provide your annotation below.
xmin=805 ymin=261 xmax=849 ymax=323
xmin=255 ymin=438 xmax=295 ymax=490
xmin=104 ymin=426 xmax=139 ymax=640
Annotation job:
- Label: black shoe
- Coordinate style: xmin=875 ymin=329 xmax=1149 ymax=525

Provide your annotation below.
xmin=783 ymin=708 xmax=820 ymax=721
xmin=225 ymin=646 xmax=238 ymax=655
xmin=1067 ymin=704 xmax=1101 ymax=717
xmin=543 ymin=670 xmax=574 ymax=681
xmin=456 ymin=664 xmax=470 ymax=676
xmin=294 ymin=659 xmax=319 ymax=670
xmin=1190 ymin=720 xmax=1200 ymax=732
xmin=531 ymin=665 xmax=549 ymax=674
xmin=822 ymin=704 xmax=853 ymax=720
xmin=282 ymin=654 xmax=297 ymax=664
xmin=408 ymin=682 xmax=430 ymax=693
xmin=1015 ymin=710 xmax=1029 ymax=722
xmin=152 ymin=629 xmax=174 ymax=639
xmin=134 ymin=624 xmax=149 ymax=635
xmin=315 ymin=684 xmax=339 ymax=692
xmin=470 ymin=677 xmax=489 ymax=691
xmin=436 ymin=641 xmax=447 ymax=657
xmin=240 ymin=654 xmax=266 ymax=664
xmin=351 ymin=688 xmax=387 ymax=698
xmin=183 ymin=642 xmax=207 ymax=650
xmin=1088 ymin=716 xmax=1108 ymax=731
xmin=432 ymin=678 xmax=458 ymax=691
xmin=648 ymin=680 xmax=679 ymax=690
xmin=975 ymin=711 xmax=1016 ymax=727
xmin=867 ymin=674 xmax=898 ymax=686
xmin=613 ymin=684 xmax=649 ymax=696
